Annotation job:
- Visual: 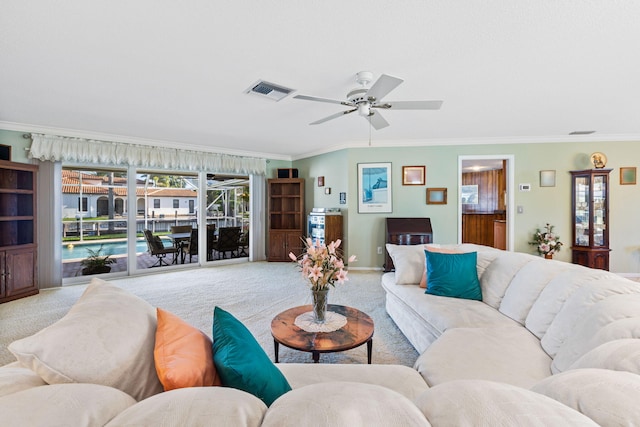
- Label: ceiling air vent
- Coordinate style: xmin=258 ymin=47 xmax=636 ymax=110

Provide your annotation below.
xmin=245 ymin=80 xmax=294 ymax=102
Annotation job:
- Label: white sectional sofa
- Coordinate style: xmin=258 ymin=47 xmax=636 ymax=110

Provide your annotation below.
xmin=1 ymin=244 xmax=639 ymax=426
xmin=383 ymin=243 xmax=640 ymax=426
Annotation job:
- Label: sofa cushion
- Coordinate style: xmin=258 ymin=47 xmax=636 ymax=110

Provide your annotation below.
xmin=541 ymin=273 xmax=639 ymax=359
xmin=212 ymin=306 xmax=291 ymax=406
xmin=425 ymin=251 xmax=481 ymax=300
xmin=8 ymin=278 xmax=163 ymax=401
xmin=0 ymin=363 xmax=46 ymax=398
xmin=276 ymin=363 xmax=429 ymax=401
xmin=262 ymin=382 xmax=430 ymax=427
xmin=0 ymin=383 xmax=136 ymax=427
xmin=552 ymin=294 xmax=640 ymax=373
xmin=499 ymin=258 xmax=573 ymax=325
xmin=531 ymin=368 xmax=640 ymax=427
xmin=385 ymin=243 xmax=428 ymax=285
xmin=154 ymin=308 xmax=220 ymax=391
xmin=105 ymin=386 xmax=267 ymax=427
xmin=419 ymin=247 xmax=462 ymax=289
xmin=524 ymin=266 xmax=590 ymax=339
xmin=415 ymin=380 xmax=598 ymax=426
xmin=414 ymin=326 xmax=552 ymax=389
xmin=478 ymin=250 xmax=533 ymax=310
xmin=569 ymin=339 xmax=640 ymax=374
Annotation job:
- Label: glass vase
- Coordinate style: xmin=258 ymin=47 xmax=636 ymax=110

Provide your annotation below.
xmin=312 ymin=289 xmax=329 ymax=323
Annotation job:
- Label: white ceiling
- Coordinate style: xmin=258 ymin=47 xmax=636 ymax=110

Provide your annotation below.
xmin=1 ymin=1 xmax=639 ymax=161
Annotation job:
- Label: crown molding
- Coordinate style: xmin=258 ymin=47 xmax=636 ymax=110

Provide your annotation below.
xmin=291 ymin=133 xmax=640 ymax=160
xmin=4 ymin=121 xmax=639 ymax=163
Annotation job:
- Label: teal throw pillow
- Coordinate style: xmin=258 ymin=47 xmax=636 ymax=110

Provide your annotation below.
xmin=425 ymin=250 xmax=482 ymax=301
xmin=212 ymin=306 xmax=291 ymax=406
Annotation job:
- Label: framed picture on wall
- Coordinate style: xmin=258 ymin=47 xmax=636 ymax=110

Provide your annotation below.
xmin=402 ymin=166 xmax=425 ymax=185
xmin=539 ymin=170 xmax=556 ymax=187
xmin=0 ymin=144 xmax=11 ymax=161
xmin=620 ymin=167 xmax=637 ymax=185
xmin=426 ymin=188 xmax=447 ymax=205
xmin=357 ymin=162 xmax=392 ymax=213
xmin=460 ymin=185 xmax=478 ymax=204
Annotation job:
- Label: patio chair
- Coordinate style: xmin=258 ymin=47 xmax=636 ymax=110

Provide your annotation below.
xmin=143 ymin=229 xmax=178 ymax=267
xmin=206 ymin=224 xmax=216 ymax=261
xmin=211 ymin=226 xmax=241 ymax=259
xmin=183 ymin=228 xmax=199 ymax=263
xmin=238 ymin=231 xmax=249 ymax=257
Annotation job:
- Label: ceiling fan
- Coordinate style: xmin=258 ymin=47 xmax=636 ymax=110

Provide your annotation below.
xmin=294 ymin=71 xmax=443 ymax=130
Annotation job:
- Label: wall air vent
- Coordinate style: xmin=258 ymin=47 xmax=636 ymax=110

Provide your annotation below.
xmin=245 ymin=80 xmax=294 ymax=102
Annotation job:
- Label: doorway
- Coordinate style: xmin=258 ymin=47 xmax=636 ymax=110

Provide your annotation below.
xmin=458 ymin=155 xmax=514 ymax=250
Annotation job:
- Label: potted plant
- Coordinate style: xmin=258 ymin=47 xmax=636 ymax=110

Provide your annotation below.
xmin=529 ymin=223 xmax=563 ymax=259
xmin=81 ymin=244 xmax=116 ymax=275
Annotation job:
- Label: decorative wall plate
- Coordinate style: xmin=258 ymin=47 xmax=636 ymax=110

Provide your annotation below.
xmin=590 ymin=152 xmax=607 ymax=168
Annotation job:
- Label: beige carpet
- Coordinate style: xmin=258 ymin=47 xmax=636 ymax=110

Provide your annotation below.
xmin=0 ymin=262 xmax=418 ymax=367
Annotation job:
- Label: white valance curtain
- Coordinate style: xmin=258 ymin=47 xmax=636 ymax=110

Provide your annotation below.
xmin=29 ymin=134 xmax=266 ymax=175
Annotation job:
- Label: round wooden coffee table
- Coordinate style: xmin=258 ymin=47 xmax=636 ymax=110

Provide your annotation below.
xmin=271 ymin=304 xmax=374 ymax=363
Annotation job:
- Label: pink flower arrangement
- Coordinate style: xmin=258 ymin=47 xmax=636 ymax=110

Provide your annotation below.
xmin=289 ymin=238 xmax=357 ymax=291
xmin=529 ymin=223 xmax=563 ymax=256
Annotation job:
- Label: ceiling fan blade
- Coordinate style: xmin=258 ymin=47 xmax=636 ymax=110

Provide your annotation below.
xmin=381 ymin=100 xmax=443 ymax=110
xmin=310 ymin=108 xmax=357 ymax=125
xmin=366 ymin=111 xmax=390 ymax=130
xmin=366 ymin=74 xmax=403 ymax=102
xmin=294 ymin=94 xmax=350 ymax=106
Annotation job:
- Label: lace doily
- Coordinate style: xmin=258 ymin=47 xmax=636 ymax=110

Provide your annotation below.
xmin=294 ymin=311 xmax=347 ymax=332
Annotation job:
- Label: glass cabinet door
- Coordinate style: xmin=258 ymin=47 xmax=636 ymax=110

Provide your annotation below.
xmin=573 ymin=175 xmax=590 ymax=246
xmin=593 ymin=175 xmax=607 ymax=247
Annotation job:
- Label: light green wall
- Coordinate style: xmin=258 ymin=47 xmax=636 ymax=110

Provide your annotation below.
xmin=5 ymin=128 xmax=639 ymax=273
xmin=295 ymin=140 xmax=640 ymax=274
xmin=0 ymin=130 xmax=32 ymax=163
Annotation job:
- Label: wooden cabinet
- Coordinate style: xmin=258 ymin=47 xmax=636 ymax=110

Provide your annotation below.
xmin=384 ymin=217 xmax=433 ymax=271
xmin=323 ymin=215 xmax=343 ymax=246
xmin=570 ymin=169 xmax=611 ymax=270
xmin=493 ymin=220 xmax=507 ymax=250
xmin=0 ymin=160 xmax=38 ymax=303
xmin=268 ymin=178 xmax=304 ymax=261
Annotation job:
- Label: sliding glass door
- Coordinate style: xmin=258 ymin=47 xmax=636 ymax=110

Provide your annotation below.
xmin=61 ymin=167 xmax=252 ymax=281
xmin=61 ymin=167 xmax=129 ymax=278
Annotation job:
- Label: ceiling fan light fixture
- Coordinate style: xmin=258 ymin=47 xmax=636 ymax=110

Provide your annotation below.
xmin=358 ymin=103 xmax=371 ymax=116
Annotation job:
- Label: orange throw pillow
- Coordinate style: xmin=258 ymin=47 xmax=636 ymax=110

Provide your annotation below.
xmin=154 ymin=308 xmax=220 ymax=391
xmin=419 ymin=247 xmax=462 ymax=289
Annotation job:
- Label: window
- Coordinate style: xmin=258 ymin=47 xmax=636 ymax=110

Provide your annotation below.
xmin=154 ymin=199 xmax=160 ymax=209
xmin=78 ymin=197 xmax=88 ymax=212
xmin=173 ymin=199 xmax=179 ymax=208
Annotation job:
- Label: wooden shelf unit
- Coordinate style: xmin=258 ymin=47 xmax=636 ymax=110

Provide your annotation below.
xmin=0 ymin=160 xmax=38 ymax=303
xmin=268 ymin=178 xmax=305 ymax=261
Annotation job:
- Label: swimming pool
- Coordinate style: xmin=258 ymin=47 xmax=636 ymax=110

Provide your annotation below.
xmin=62 ymin=240 xmax=150 ymax=261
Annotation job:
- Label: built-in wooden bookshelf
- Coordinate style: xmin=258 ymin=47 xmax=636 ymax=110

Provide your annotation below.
xmin=0 ymin=160 xmax=38 ymax=303
xmin=268 ymin=178 xmax=304 ymax=261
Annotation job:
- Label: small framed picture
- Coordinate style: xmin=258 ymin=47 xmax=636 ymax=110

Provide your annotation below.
xmin=426 ymin=188 xmax=447 ymax=205
xmin=460 ymin=185 xmax=478 ymax=204
xmin=620 ymin=167 xmax=637 ymax=185
xmin=317 ymin=176 xmax=325 ymax=187
xmin=540 ymin=170 xmax=556 ymax=187
xmin=402 ymin=166 xmax=425 ymax=185
xmin=0 ymin=144 xmax=11 ymax=161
